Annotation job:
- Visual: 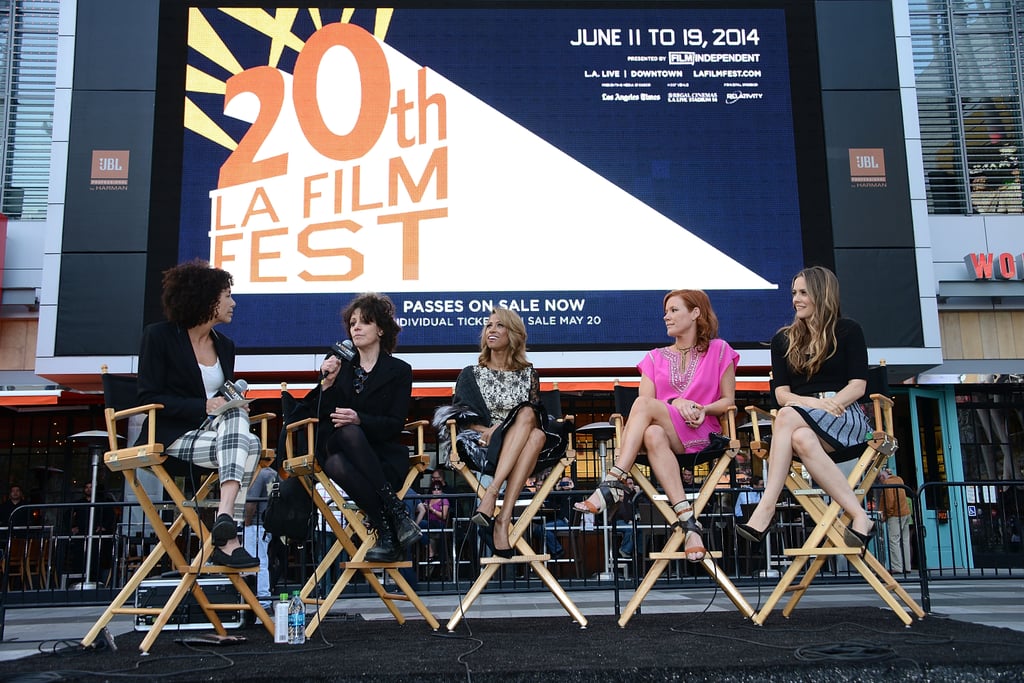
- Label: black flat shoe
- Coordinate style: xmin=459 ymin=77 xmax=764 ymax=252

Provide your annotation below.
xmin=844 ymin=522 xmax=876 ymax=548
xmin=211 ymin=546 xmax=258 ymax=568
xmin=211 ymin=514 xmax=238 ymax=546
xmin=470 ymin=509 xmax=494 ymax=529
xmin=736 ymin=522 xmax=773 ymax=544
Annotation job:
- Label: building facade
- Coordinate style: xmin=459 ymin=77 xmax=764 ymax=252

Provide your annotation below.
xmin=0 ymin=0 xmax=1020 ymax=574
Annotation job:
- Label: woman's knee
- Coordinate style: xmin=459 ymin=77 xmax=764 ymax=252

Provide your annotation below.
xmin=774 ymin=407 xmax=805 ymax=431
xmin=791 ymin=426 xmax=824 ymax=457
xmin=630 ymin=396 xmax=660 ymax=419
xmin=643 ymin=424 xmax=668 ymax=448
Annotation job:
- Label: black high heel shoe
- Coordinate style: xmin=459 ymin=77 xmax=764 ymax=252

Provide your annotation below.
xmin=736 ymin=521 xmax=774 ymax=544
xmin=844 ymin=521 xmax=876 ymax=548
xmin=492 ymin=546 xmax=514 ymax=559
xmin=470 ymin=509 xmax=494 ymax=529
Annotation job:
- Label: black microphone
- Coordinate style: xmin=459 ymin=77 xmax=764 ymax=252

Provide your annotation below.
xmin=320 ymin=340 xmax=356 ymax=382
xmin=219 ymin=378 xmax=248 ymax=401
xmin=201 ymin=379 xmax=248 ymax=429
xmin=328 ymin=339 xmax=356 ymax=363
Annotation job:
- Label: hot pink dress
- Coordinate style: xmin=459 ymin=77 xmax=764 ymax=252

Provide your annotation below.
xmin=637 ymin=338 xmax=739 ymax=453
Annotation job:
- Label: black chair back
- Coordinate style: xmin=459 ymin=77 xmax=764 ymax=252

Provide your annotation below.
xmin=101 ymin=372 xmax=138 ymax=413
xmin=539 ymin=388 xmax=563 ymax=420
xmin=613 ymin=384 xmax=639 ymax=419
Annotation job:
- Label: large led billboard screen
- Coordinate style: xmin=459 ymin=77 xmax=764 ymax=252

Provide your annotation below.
xmin=175 ymin=4 xmax=826 ymax=353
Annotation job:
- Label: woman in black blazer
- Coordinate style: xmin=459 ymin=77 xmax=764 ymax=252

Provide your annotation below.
xmin=137 ymin=259 xmax=261 ymax=568
xmin=311 ymin=293 xmax=419 ymax=562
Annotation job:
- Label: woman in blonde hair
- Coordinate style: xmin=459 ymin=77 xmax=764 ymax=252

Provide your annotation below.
xmin=433 ymin=308 xmax=565 ymax=557
xmin=573 ymin=289 xmax=737 ymax=563
xmin=737 ymin=266 xmax=875 ymax=548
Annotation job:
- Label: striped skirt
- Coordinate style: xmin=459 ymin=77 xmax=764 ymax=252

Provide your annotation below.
xmin=792 ymin=402 xmax=872 ymax=455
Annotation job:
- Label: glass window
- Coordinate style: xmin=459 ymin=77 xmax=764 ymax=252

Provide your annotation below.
xmin=0 ymin=0 xmax=58 ymax=221
xmin=911 ymin=0 xmax=1024 ymax=215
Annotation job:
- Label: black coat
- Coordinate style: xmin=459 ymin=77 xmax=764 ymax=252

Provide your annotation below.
xmin=307 ymin=352 xmax=413 ymax=489
xmin=136 ymin=321 xmax=238 ymax=448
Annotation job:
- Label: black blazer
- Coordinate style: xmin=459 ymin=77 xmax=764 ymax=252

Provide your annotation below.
xmin=136 ymin=320 xmax=237 ymax=448
xmin=307 ymin=352 xmax=412 ymax=487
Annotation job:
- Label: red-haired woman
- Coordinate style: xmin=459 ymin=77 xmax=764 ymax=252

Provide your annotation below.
xmin=574 ymin=289 xmax=738 ymax=563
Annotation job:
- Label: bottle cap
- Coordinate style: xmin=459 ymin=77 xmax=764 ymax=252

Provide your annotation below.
xmin=280 ymin=593 xmax=288 ymax=601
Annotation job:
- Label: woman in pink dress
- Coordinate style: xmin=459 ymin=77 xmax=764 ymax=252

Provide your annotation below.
xmin=575 ymin=289 xmax=738 ymax=562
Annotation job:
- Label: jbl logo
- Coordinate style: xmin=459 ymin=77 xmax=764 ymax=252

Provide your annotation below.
xmin=849 ymin=148 xmax=886 ymax=181
xmin=91 ymin=150 xmax=129 ymax=186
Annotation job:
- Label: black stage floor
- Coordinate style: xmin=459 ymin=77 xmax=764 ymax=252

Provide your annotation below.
xmin=4 ymin=607 xmax=1024 ymax=682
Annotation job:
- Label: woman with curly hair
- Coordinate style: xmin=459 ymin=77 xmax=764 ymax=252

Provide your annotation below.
xmin=137 ymin=259 xmax=261 ymax=567
xmin=310 ymin=293 xmax=419 ymax=562
xmin=737 ymin=266 xmax=875 ymax=548
xmin=574 ymin=289 xmax=737 ymax=563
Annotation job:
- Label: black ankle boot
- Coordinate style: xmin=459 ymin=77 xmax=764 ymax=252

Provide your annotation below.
xmin=365 ymin=514 xmax=403 ymax=563
xmin=379 ymin=483 xmax=421 ymax=549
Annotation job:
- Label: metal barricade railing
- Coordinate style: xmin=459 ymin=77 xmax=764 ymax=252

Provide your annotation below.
xmin=4 ymin=480 xmax=1024 ymax=637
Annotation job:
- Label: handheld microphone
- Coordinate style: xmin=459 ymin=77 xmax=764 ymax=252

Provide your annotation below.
xmin=219 ymin=378 xmax=248 ymax=401
xmin=320 ymin=340 xmax=356 ymax=382
xmin=328 ymin=339 xmax=356 ymax=363
xmin=201 ymin=379 xmax=248 ymax=429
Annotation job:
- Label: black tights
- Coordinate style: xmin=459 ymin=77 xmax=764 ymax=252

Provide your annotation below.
xmin=320 ymin=425 xmax=388 ymax=525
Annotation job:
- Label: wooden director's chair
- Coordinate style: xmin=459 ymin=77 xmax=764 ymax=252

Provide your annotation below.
xmin=81 ymin=369 xmax=276 ymax=653
xmin=280 ymin=391 xmax=439 ymax=636
xmin=744 ymin=367 xmax=925 ymax=626
xmin=609 ymin=384 xmax=756 ymax=627
xmin=444 ymin=389 xmax=588 ymax=631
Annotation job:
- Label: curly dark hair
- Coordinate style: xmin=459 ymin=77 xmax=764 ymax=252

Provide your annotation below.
xmin=342 ymin=293 xmax=401 ymax=354
xmin=161 ymin=258 xmax=233 ymax=328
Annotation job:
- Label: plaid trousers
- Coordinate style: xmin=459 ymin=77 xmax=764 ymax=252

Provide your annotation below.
xmin=165 ymin=406 xmax=260 ymax=484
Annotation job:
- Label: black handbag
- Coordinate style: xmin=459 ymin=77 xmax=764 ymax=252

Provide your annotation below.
xmin=262 ymin=476 xmax=313 ymax=542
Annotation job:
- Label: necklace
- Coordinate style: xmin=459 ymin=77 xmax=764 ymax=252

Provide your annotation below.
xmin=674 ymin=345 xmax=694 ymax=354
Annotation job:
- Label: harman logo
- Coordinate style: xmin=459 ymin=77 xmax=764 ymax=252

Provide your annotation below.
xmin=90 ymin=150 xmax=129 ymax=190
xmin=849 ymin=148 xmax=886 ymax=187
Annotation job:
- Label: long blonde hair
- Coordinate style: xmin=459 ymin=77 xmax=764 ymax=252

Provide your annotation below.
xmin=782 ymin=266 xmax=841 ymax=377
xmin=477 ymin=308 xmax=531 ymax=370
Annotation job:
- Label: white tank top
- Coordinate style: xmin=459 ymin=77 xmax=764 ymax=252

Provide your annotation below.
xmin=199 ymin=360 xmax=225 ymax=398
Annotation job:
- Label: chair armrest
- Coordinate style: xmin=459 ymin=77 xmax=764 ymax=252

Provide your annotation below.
xmin=405 ymin=419 xmax=429 ymax=456
xmin=248 ymin=412 xmax=276 ymax=454
xmin=110 ymin=403 xmax=164 ymax=421
xmin=105 ymin=403 xmax=164 ymax=454
xmin=444 ymin=418 xmax=466 ymax=469
xmin=285 ymin=417 xmax=318 ymax=432
xmin=284 ymin=417 xmax=318 ymax=460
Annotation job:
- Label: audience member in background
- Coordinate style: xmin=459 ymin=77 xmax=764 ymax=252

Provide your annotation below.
xmin=734 ymin=475 xmax=764 ymax=520
xmin=415 ymin=480 xmax=450 ymax=561
xmin=69 ymin=482 xmax=117 ymax=581
xmin=244 ymin=466 xmax=278 ymax=607
xmin=575 ymin=289 xmax=739 ymax=564
xmin=877 ymin=466 xmax=912 ymax=573
xmin=611 ymin=476 xmax=643 ymax=558
xmin=736 ymin=266 xmax=875 ymax=549
xmin=531 ymin=467 xmax=574 ymax=559
xmin=0 ymin=484 xmax=29 ymax=527
xmin=137 ymin=258 xmax=261 ymax=567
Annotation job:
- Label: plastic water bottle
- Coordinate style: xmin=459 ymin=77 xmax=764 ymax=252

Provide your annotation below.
xmin=274 ymin=593 xmax=289 ymax=644
xmin=287 ymin=590 xmax=305 ymax=645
